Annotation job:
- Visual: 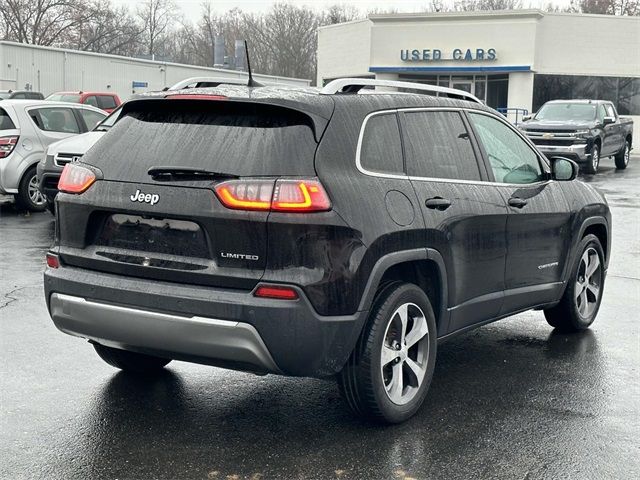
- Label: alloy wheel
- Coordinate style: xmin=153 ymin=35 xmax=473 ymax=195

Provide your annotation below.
xmin=28 ymin=174 xmax=45 ymax=207
xmin=380 ymin=302 xmax=430 ymax=405
xmin=623 ymin=144 xmax=630 ymax=166
xmin=592 ymin=148 xmax=600 ymax=172
xmin=575 ymin=247 xmax=602 ymax=319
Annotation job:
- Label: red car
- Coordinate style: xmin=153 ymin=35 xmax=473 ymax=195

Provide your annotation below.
xmin=45 ymin=91 xmax=121 ymax=113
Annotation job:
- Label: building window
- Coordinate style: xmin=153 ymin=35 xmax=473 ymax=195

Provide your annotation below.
xmin=533 ymin=74 xmax=640 ymax=115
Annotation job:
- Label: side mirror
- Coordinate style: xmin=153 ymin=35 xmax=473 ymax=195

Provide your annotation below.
xmin=551 ymin=157 xmax=578 ymax=181
xmin=522 ymin=114 xmax=532 ymax=122
xmin=603 ymin=116 xmax=615 ymax=125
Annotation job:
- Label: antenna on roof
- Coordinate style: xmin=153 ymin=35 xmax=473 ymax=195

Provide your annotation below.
xmin=244 ymin=41 xmax=263 ymax=88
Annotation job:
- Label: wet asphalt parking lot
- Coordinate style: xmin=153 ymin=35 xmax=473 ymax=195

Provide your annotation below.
xmin=1 ymin=155 xmax=639 ymax=480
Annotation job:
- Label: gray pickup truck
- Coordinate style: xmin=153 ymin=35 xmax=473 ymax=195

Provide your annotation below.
xmin=520 ymin=99 xmax=633 ymax=174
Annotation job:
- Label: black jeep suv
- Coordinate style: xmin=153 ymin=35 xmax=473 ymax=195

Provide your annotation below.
xmin=44 ymin=79 xmax=611 ymax=423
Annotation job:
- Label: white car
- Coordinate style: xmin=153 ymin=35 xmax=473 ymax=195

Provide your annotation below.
xmin=37 ymin=105 xmax=121 ymax=213
xmin=0 ymin=100 xmax=106 ymax=211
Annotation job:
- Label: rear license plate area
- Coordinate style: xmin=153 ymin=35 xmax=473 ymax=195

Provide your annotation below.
xmin=94 ymin=214 xmax=210 ymax=258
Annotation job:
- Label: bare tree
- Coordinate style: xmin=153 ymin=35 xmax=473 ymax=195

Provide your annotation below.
xmin=137 ymin=0 xmax=177 ymax=58
xmin=0 ymin=0 xmax=84 ymax=45
xmin=322 ymin=4 xmax=362 ymax=24
xmin=578 ymin=0 xmax=640 ymax=14
xmin=454 ymin=0 xmax=523 ymax=11
xmin=243 ymin=3 xmax=320 ymax=79
xmin=69 ymin=0 xmax=143 ymax=55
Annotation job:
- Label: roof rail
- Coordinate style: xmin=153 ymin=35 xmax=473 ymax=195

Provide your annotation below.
xmin=320 ymin=78 xmax=482 ymax=104
xmin=167 ymin=76 xmax=251 ymax=91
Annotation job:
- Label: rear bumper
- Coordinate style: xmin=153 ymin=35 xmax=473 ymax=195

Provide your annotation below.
xmin=44 ymin=264 xmax=367 ymax=378
xmin=535 ymin=143 xmax=591 ymax=163
xmin=50 ymin=293 xmax=281 ymax=374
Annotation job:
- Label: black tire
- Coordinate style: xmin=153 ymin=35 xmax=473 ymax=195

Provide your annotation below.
xmin=337 ymin=282 xmax=437 ymax=424
xmin=614 ymin=140 xmax=630 ymax=170
xmin=93 ymin=343 xmax=171 ymax=373
xmin=15 ymin=166 xmax=46 ymax=212
xmin=584 ymin=144 xmax=600 ymax=175
xmin=544 ymin=234 xmax=605 ymax=332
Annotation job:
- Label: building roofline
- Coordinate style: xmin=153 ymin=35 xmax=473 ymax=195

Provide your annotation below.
xmin=368 ymin=9 xmax=546 ymax=22
xmin=317 ymin=18 xmax=372 ymax=31
xmin=365 ymin=8 xmax=639 ymax=22
xmin=0 ymin=41 xmax=310 ymax=84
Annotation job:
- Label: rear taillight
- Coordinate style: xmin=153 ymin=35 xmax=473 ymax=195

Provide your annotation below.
xmin=0 ymin=136 xmax=18 ymax=159
xmin=216 ymin=179 xmax=274 ymax=211
xmin=58 ymin=163 xmax=97 ymax=194
xmin=214 ymin=179 xmax=331 ymax=213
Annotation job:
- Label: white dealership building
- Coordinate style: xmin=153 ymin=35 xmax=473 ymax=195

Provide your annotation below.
xmin=318 ymin=10 xmax=640 ymax=137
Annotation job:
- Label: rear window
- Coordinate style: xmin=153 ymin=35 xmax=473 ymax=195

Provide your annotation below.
xmin=46 ymin=94 xmax=82 ymax=103
xmin=83 ymin=100 xmax=318 ymax=179
xmin=0 ymin=108 xmax=16 ymax=130
xmin=98 ymin=95 xmax=117 ymax=109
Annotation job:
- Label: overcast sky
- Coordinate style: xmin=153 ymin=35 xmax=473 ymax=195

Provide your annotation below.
xmin=115 ymin=0 xmax=568 ymax=22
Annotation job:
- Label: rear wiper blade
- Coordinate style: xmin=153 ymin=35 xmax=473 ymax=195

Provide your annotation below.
xmin=148 ymin=166 xmax=238 ymax=180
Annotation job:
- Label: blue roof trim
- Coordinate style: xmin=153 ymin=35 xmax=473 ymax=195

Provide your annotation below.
xmin=369 ymin=65 xmax=532 ymax=73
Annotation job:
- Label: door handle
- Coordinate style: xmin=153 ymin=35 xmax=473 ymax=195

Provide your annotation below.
xmin=508 ymin=197 xmax=528 ymax=208
xmin=425 ymin=197 xmax=451 ymax=210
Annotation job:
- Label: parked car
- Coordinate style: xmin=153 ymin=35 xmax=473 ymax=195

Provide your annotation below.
xmin=520 ymin=99 xmax=633 ymax=174
xmin=44 ymin=79 xmax=610 ymax=423
xmin=0 ymin=100 xmax=107 ymax=211
xmin=0 ymin=90 xmax=44 ymax=100
xmin=38 ymin=105 xmax=122 ymax=213
xmin=45 ymin=91 xmax=121 ymax=113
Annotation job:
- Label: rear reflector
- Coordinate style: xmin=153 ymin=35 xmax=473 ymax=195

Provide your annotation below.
xmin=46 ymin=253 xmax=59 ymax=269
xmin=214 ymin=178 xmax=331 ymax=213
xmin=58 ymin=163 xmax=97 ymax=194
xmin=254 ymin=285 xmax=299 ymax=300
xmin=0 ymin=135 xmax=19 ymax=159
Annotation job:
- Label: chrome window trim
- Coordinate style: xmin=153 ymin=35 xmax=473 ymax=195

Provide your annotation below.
xmin=355 ymin=109 xmax=407 ymax=180
xmin=355 ymin=106 xmax=552 ymax=188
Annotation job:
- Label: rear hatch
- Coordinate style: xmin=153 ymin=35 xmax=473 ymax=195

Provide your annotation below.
xmin=56 ymin=98 xmax=321 ymax=290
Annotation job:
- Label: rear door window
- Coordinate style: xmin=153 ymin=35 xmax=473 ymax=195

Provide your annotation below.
xmin=1 ymin=108 xmax=16 ymax=129
xmin=31 ymin=107 xmax=80 ymax=133
xmin=402 ymin=110 xmax=481 ymax=181
xmin=359 ymin=113 xmax=404 ymax=175
xmin=82 ymin=100 xmax=318 ymax=181
xmin=98 ymin=95 xmax=117 ymax=110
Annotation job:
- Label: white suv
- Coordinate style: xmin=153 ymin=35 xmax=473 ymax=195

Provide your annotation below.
xmin=0 ymin=100 xmax=106 ymax=211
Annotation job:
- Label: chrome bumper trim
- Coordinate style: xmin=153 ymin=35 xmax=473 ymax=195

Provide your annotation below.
xmin=535 ymin=144 xmax=590 ymax=160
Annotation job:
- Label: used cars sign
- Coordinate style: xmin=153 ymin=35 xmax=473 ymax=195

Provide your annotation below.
xmin=401 ymin=48 xmax=497 ymax=61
